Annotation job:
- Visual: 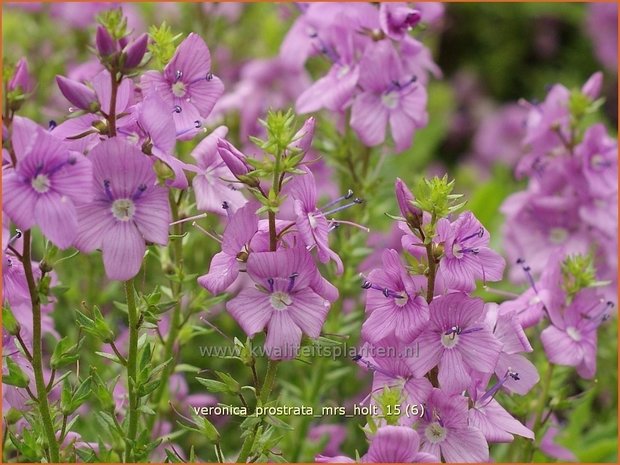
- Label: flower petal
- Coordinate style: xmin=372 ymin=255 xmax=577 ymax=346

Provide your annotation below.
xmin=226 ymin=287 xmax=273 ymax=336
xmin=102 ymin=221 xmax=145 ymax=281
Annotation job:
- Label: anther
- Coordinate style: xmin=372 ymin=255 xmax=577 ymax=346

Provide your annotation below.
xmin=48 ymin=120 xmax=57 ymax=130
xmin=103 ymin=179 xmax=114 ymax=201
xmin=267 ymin=277 xmax=275 ymax=293
xmin=175 ymin=70 xmax=183 ymax=82
xmin=173 ymin=105 xmax=182 ymax=113
xmin=287 ymin=272 xmax=299 ymax=292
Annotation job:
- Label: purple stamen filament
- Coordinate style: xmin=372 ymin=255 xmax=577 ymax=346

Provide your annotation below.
xmin=361 ymin=280 xmax=404 ymax=300
xmin=516 ymin=258 xmax=538 ymax=293
xmin=287 ymin=272 xmax=299 ymax=292
xmin=320 ymin=189 xmax=354 ymax=211
xmin=322 ymin=197 xmax=363 ymax=216
xmin=103 ymin=179 xmax=114 ymax=201
xmin=459 ymin=227 xmax=484 ymax=243
xmin=267 ymin=278 xmax=275 ymax=293
xmin=480 ymin=369 xmax=520 ymax=405
xmin=132 ymin=184 xmax=147 ymax=201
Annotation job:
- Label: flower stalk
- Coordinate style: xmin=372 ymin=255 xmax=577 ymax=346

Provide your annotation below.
xmin=124 ymin=278 xmax=140 ymax=462
xmin=22 ymin=230 xmax=61 ymax=462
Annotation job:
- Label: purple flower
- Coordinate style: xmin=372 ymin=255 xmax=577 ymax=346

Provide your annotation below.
xmin=95 ymin=25 xmax=117 ymax=57
xmin=362 ymin=249 xmax=429 ymax=344
xmin=351 ymin=41 xmax=427 ymax=152
xmin=411 ymin=293 xmax=501 ymax=394
xmin=2 ymin=228 xmax=29 ymax=308
xmin=438 ymin=212 xmax=505 ymax=292
xmin=141 ymin=33 xmax=224 ymax=140
xmin=363 ymin=426 xmax=438 ymax=462
xmin=468 ymin=376 xmax=534 ymax=443
xmin=190 ymin=126 xmax=247 ymax=214
xmin=357 ymin=341 xmax=432 ymax=414
xmin=120 ymin=94 xmax=193 ymax=188
xmin=289 ymin=167 xmax=344 ymax=273
xmin=395 ymin=177 xmax=422 ymax=223
xmin=379 ymin=3 xmax=421 ymax=40
xmin=541 ymin=290 xmax=611 ymax=379
xmin=295 ymin=24 xmax=361 ymax=114
xmin=122 ymin=33 xmax=148 ymax=69
xmin=2 ymin=127 xmax=93 ymax=249
xmin=197 ymin=201 xmax=258 ymax=294
xmin=226 ymin=247 xmax=332 ymax=360
xmin=485 ymin=304 xmax=539 ymax=395
xmin=74 ymin=138 xmax=170 ymax=281
xmin=416 ymin=388 xmax=489 ymax=462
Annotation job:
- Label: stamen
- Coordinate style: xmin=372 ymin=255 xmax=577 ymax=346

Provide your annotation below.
xmin=353 ymin=355 xmax=394 ymax=378
xmin=175 ymin=121 xmax=202 ymax=138
xmin=9 ymin=229 xmax=22 ymax=246
xmin=479 ymin=369 xmax=519 ymax=405
xmin=287 ymin=272 xmax=299 ymax=292
xmin=444 ymin=326 xmax=461 ymax=339
xmin=460 ymin=326 xmax=483 ymax=335
xmin=460 ymin=227 xmax=484 ymax=243
xmin=267 ymin=277 xmax=275 ymax=293
xmin=328 ymin=219 xmax=370 ymax=233
xmin=516 ymin=258 xmax=538 ymax=293
xmin=48 ymin=120 xmax=57 ymax=130
xmin=103 ymin=179 xmax=114 ymax=201
xmin=460 ymin=247 xmax=479 ymax=255
xmin=173 ymin=105 xmax=182 ymax=114
xmin=320 ymin=189 xmax=354 ymax=211
xmin=174 ymin=70 xmax=183 ymax=82
xmin=132 ymin=183 xmax=147 ymax=201
xmin=361 ymin=279 xmax=404 ymax=299
xmin=321 ymin=198 xmax=363 ymax=216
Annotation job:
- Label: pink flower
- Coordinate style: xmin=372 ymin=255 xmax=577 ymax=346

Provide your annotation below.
xmin=351 ymin=41 xmax=427 ymax=152
xmin=289 ymin=167 xmax=345 ymax=273
xmin=362 ymin=249 xmax=429 ymax=344
xmin=74 ymin=138 xmax=170 ymax=281
xmin=379 ymin=3 xmax=421 ymax=41
xmin=2 ymin=124 xmax=93 ymax=249
xmin=190 ymin=126 xmax=247 ymax=214
xmin=141 ymin=33 xmax=224 ymax=140
xmin=197 ymin=201 xmax=258 ymax=294
xmin=226 ymin=247 xmax=332 ymax=360
xmin=437 ymin=211 xmax=505 ymax=292
xmin=363 ymin=426 xmax=438 ymax=462
xmin=541 ymin=289 xmax=612 ymax=379
xmin=416 ymin=389 xmax=489 ymax=462
xmin=411 ymin=293 xmax=501 ymax=394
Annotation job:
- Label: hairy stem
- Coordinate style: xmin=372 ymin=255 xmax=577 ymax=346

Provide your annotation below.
xmin=124 ymin=278 xmax=140 ymax=462
xmin=22 ymin=230 xmax=60 ymax=462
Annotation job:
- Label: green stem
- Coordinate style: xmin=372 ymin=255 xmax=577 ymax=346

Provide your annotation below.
xmin=124 ymin=278 xmax=140 ymax=462
xmin=525 ymin=363 xmax=555 ymax=461
xmin=291 ymin=358 xmax=325 ymax=461
xmin=22 ymin=230 xmax=60 ymax=462
xmin=146 ymin=192 xmax=184 ymax=432
xmin=236 ymin=361 xmax=280 ymax=462
xmin=259 ymin=360 xmax=279 ymax=404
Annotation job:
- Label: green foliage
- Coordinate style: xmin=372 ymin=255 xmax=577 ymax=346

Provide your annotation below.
xmin=148 ymin=22 xmax=183 ymax=70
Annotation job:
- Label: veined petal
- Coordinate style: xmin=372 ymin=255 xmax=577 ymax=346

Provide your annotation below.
xmin=265 ymin=310 xmax=302 ymax=360
xmin=188 ymin=76 xmax=224 ymax=117
xmin=440 ymin=426 xmax=489 ymax=462
xmin=74 ymin=200 xmax=115 ymax=253
xmin=287 ymin=288 xmax=329 ymax=338
xmin=197 ymin=251 xmax=238 ymax=295
xmin=350 ymin=93 xmax=388 ymax=147
xmin=438 ymin=349 xmax=471 ymax=394
xmin=34 ymin=192 xmax=77 ymax=249
xmin=2 ymin=172 xmax=37 ymax=230
xmin=133 ymin=184 xmax=170 ymax=245
xmin=102 ymin=222 xmax=145 ymax=281
xmin=226 ymin=287 xmax=273 ymax=336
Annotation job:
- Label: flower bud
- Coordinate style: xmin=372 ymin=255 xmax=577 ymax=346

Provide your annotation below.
xmin=217 ymin=139 xmax=252 ymax=178
xmin=122 ymin=33 xmax=148 ymax=69
xmin=395 ymin=177 xmax=422 ymax=226
xmin=56 ymin=76 xmax=98 ymax=112
xmin=380 ymin=3 xmax=422 ymax=40
xmin=582 ymin=71 xmax=602 ymax=100
xmin=95 ymin=25 xmax=117 ymax=57
xmin=288 ymin=116 xmax=315 ymax=156
xmin=8 ymin=58 xmax=32 ymax=93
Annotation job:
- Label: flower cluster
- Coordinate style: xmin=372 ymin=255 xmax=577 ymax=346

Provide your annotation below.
xmin=281 ymin=2 xmax=442 ymax=153
xmin=499 ymin=74 xmax=617 ymax=383
xmin=198 ymin=113 xmax=362 ymax=360
xmin=319 ymin=177 xmax=537 ymax=462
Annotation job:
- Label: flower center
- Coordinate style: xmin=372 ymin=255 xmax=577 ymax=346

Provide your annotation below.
xmin=566 ymin=326 xmax=581 ymax=342
xmin=111 ymin=199 xmax=136 ymax=221
xmin=171 ymin=81 xmax=187 ymax=98
xmin=528 ymin=295 xmax=541 ymax=306
xmin=270 ymin=291 xmax=293 ymax=311
xmin=549 ymin=227 xmax=568 ymax=244
xmin=336 ymin=64 xmax=350 ymax=79
xmin=381 ymin=92 xmax=399 ymax=110
xmin=395 ymin=293 xmax=409 ymax=307
xmin=31 ymin=174 xmax=51 ymax=193
xmin=425 ymin=422 xmax=447 ymax=444
xmin=308 ymin=212 xmax=318 ymax=229
xmin=441 ymin=326 xmax=460 ymax=348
